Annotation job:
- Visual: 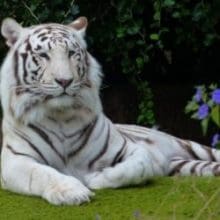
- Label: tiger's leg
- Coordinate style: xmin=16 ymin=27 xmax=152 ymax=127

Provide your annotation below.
xmin=1 ymin=147 xmax=94 ymax=205
xmin=169 ymin=157 xmax=220 ymax=176
xmin=85 ymin=146 xmax=167 ymax=189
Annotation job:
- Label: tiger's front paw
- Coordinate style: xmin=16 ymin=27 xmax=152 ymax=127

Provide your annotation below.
xmin=85 ymin=172 xmax=107 ymax=189
xmin=43 ymin=176 xmax=94 ymax=205
xmin=85 ymin=171 xmax=117 ymax=189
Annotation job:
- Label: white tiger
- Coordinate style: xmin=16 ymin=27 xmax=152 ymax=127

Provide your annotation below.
xmin=1 ymin=17 xmax=220 ymax=206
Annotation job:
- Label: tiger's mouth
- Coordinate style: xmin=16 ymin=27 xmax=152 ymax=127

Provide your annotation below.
xmin=57 ymin=91 xmax=70 ymax=97
xmin=44 ymin=90 xmax=77 ymax=100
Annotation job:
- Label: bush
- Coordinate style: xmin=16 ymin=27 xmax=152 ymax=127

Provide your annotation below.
xmin=185 ymin=85 xmax=220 ymax=148
xmin=0 ymin=0 xmax=220 ymax=126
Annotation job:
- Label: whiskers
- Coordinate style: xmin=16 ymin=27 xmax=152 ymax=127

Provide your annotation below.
xmin=11 ymin=79 xmax=90 ymax=99
xmin=39 ymin=83 xmax=63 ymax=96
xmin=66 ymin=80 xmax=82 ymax=95
xmin=11 ymin=83 xmax=61 ymax=95
xmin=11 ymin=84 xmax=41 ymax=95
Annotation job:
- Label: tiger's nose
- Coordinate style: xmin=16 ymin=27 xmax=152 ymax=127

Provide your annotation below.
xmin=55 ymin=78 xmax=73 ymax=88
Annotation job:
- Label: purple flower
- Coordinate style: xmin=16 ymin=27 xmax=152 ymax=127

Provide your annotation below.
xmin=197 ymin=103 xmax=209 ymax=119
xmin=194 ymin=87 xmax=202 ymax=102
xmin=212 ymin=89 xmax=220 ymax=104
xmin=211 ymin=133 xmax=220 ymax=147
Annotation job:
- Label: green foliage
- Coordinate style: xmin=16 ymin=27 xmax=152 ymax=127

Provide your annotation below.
xmin=77 ymin=0 xmax=220 ymax=126
xmin=0 ymin=0 xmax=78 ymax=25
xmin=185 ymin=85 xmax=220 ymax=147
xmin=0 ymin=0 xmax=220 ymax=126
xmin=137 ymin=81 xmax=155 ymax=125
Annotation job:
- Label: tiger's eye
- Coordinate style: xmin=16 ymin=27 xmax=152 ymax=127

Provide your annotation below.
xmin=69 ymin=50 xmax=76 ymax=57
xmin=39 ymin=53 xmax=50 ymax=60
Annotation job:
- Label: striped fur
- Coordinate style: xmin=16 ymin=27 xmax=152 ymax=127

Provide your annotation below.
xmin=1 ymin=17 xmax=220 ymax=206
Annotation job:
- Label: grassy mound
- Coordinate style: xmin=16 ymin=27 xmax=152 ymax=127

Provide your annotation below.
xmin=1 ymin=177 xmax=220 ymax=220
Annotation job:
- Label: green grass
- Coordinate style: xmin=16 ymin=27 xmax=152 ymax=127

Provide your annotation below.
xmin=1 ymin=177 xmax=220 ymax=220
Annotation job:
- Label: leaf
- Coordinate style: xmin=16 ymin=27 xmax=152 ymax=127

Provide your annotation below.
xmin=216 ymin=142 xmax=220 ymax=149
xmin=150 ymin=33 xmax=159 ymax=41
xmin=137 ymin=115 xmax=145 ymax=124
xmin=71 ymin=5 xmax=80 ymax=15
xmin=185 ymin=101 xmax=199 ymax=114
xmin=201 ymin=117 xmax=209 ymax=136
xmin=211 ymin=106 xmax=220 ymax=127
xmin=136 ymin=57 xmax=144 ymax=69
xmin=204 ymin=34 xmax=216 ymax=47
xmin=127 ymin=26 xmax=140 ymax=35
xmin=172 ymin=11 xmax=180 ymax=18
xmin=116 ymin=27 xmax=126 ymax=38
xmin=163 ymin=0 xmax=175 ymax=7
xmin=153 ymin=11 xmax=161 ymax=21
xmin=191 ymin=112 xmax=199 ymax=119
xmin=209 ymin=84 xmax=217 ymax=90
xmin=136 ymin=40 xmax=145 ymax=45
xmin=207 ymin=99 xmax=214 ymax=107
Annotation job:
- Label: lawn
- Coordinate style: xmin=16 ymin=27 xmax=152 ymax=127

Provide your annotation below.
xmin=1 ymin=177 xmax=220 ymax=220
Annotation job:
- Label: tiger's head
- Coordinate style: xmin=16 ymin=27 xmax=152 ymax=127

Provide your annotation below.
xmin=0 ymin=17 xmax=102 ymax=124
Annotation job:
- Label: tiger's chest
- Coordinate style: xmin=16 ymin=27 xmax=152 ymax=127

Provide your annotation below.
xmin=4 ymin=117 xmax=92 ymax=170
xmin=28 ymin=119 xmax=89 ymax=162
xmin=4 ymin=114 xmax=126 ymax=178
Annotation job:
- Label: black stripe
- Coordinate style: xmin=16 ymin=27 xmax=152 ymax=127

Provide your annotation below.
xmin=37 ymin=69 xmax=45 ymax=81
xmin=120 ymin=130 xmax=154 ymax=145
xmin=176 ymin=139 xmax=200 ymax=160
xmin=118 ymin=130 xmax=136 ymax=143
xmin=92 ymin=119 xmax=105 ymax=141
xmin=14 ymin=51 xmax=21 ymax=88
xmin=117 ymin=127 xmax=149 ymax=136
xmin=88 ymin=124 xmax=110 ymax=169
xmin=111 ymin=138 xmax=127 ymax=167
xmin=20 ymin=52 xmax=29 ymax=84
xmin=60 ymin=32 xmax=69 ymax=38
xmin=6 ymin=144 xmax=38 ymax=162
xmin=64 ymin=116 xmax=77 ymax=123
xmin=34 ymin=45 xmax=42 ymax=50
xmin=23 ymin=99 xmax=40 ymax=114
xmin=170 ymin=157 xmax=184 ymax=162
xmin=29 ymin=124 xmax=65 ymax=164
xmin=48 ymin=42 xmax=52 ymax=50
xmin=31 ymin=67 xmax=41 ymax=75
xmin=25 ymin=39 xmax=33 ymax=52
xmin=37 ymin=32 xmax=49 ymax=38
xmin=203 ymin=145 xmax=216 ymax=161
xmin=190 ymin=161 xmax=201 ymax=174
xmin=85 ymin=52 xmax=89 ymax=66
xmin=32 ymin=55 xmax=39 ymax=66
xmin=14 ymin=130 xmax=49 ymax=165
xmin=185 ymin=141 xmax=200 ymax=160
xmin=68 ymin=118 xmax=98 ymax=158
xmin=213 ymin=164 xmax=220 ymax=176
xmin=169 ymin=160 xmax=188 ymax=176
xmin=41 ymin=36 xmax=48 ymax=41
xmin=200 ymin=161 xmax=212 ymax=175
xmin=36 ymin=123 xmax=64 ymax=142
xmin=47 ymin=116 xmax=57 ymax=123
xmin=63 ymin=122 xmax=92 ymax=139
xmin=82 ymin=79 xmax=92 ymax=88
xmin=33 ymin=27 xmax=45 ymax=35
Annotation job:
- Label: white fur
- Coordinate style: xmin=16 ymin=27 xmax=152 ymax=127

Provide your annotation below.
xmin=1 ymin=18 xmax=220 ymax=206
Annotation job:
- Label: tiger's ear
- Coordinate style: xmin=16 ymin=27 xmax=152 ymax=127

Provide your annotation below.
xmin=68 ymin=17 xmax=88 ymax=37
xmin=1 ymin=18 xmax=23 ymax=47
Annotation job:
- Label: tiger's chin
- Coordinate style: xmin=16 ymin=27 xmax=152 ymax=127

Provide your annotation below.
xmin=14 ymin=94 xmax=101 ymax=125
xmin=46 ymin=94 xmax=76 ymax=109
